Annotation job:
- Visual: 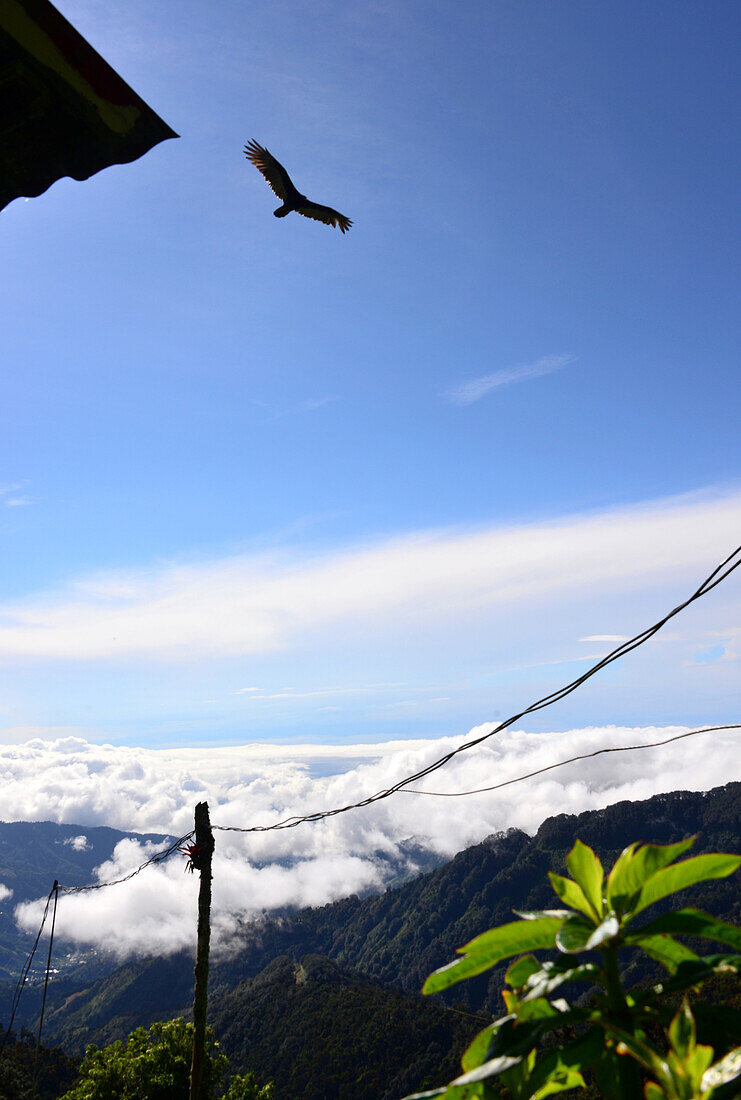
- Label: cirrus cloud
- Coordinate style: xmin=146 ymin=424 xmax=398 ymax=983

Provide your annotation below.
xmin=0 ymin=488 xmax=738 ymax=662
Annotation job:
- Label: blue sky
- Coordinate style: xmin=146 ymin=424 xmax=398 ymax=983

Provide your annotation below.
xmin=1 ymin=0 xmax=739 ymax=747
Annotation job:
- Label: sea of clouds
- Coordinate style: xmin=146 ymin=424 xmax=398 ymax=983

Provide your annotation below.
xmin=8 ymin=724 xmax=739 ymax=958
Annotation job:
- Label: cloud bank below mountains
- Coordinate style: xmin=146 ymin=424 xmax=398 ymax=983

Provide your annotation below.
xmin=12 ymin=725 xmax=739 ymax=958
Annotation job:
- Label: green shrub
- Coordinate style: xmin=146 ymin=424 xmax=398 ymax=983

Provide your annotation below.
xmin=406 ymin=837 xmax=741 ymax=1099
xmin=58 ymin=1017 xmax=273 ymax=1100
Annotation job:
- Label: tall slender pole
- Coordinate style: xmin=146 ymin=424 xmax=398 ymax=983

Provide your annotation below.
xmin=189 ymin=801 xmax=214 ymax=1100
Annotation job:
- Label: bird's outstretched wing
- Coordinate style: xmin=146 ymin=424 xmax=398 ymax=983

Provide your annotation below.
xmin=244 ymin=140 xmax=293 ymax=201
xmin=296 ymin=201 xmax=353 ymax=234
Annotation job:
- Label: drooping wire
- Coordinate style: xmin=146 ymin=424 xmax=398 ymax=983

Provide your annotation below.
xmin=212 ymin=543 xmax=741 ymax=835
xmin=396 ymin=724 xmax=741 ymax=796
xmin=31 ymin=881 xmax=58 ymax=1099
xmin=12 ymin=548 xmax=741 ymax=893
xmin=0 ymin=882 xmax=56 ymax=1058
xmin=58 ymin=831 xmax=194 ymax=895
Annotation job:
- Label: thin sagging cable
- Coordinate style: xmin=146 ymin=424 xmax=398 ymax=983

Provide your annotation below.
xmin=36 ymin=548 xmax=741 ymax=883
xmin=32 ymin=881 xmax=58 ymax=1096
xmin=396 ymin=724 xmax=741 ymax=797
xmin=58 ymin=831 xmax=194 ymax=894
xmin=212 ymin=543 xmax=741 ymax=835
xmin=0 ymin=882 xmax=56 ymax=1057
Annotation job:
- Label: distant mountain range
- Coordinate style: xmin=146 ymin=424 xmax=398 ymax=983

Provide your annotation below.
xmin=0 ymin=782 xmax=738 ymax=1099
xmin=0 ymin=821 xmax=444 ymax=985
xmin=0 ymin=820 xmax=171 ymax=982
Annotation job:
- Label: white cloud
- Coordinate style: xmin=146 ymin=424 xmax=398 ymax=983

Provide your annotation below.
xmin=0 ymin=884 xmax=13 ymax=902
xmin=10 ymin=724 xmax=740 ymax=958
xmin=447 ymin=354 xmax=575 ymax=405
xmin=0 ymin=488 xmax=738 ymax=662
xmin=0 ymin=482 xmax=30 ymax=507
xmin=63 ymin=835 xmax=92 ymax=852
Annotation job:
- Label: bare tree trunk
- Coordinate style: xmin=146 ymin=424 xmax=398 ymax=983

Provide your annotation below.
xmin=189 ymin=801 xmax=214 ymax=1100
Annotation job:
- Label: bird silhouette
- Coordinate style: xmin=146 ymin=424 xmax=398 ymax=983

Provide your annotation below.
xmin=244 ymin=140 xmax=352 ymax=233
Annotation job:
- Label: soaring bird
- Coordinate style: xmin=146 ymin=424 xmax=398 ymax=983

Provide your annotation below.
xmin=244 ymin=140 xmax=352 ymax=233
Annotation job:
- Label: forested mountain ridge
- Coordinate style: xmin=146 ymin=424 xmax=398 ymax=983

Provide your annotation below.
xmin=222 ymin=780 xmax=741 ymax=1010
xmin=0 ymin=820 xmax=170 ymax=981
xmin=209 ymin=954 xmax=481 ymax=1100
xmin=19 ymin=779 xmax=739 ymax=1060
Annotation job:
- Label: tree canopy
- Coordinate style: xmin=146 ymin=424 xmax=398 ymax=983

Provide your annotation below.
xmin=58 ymin=1017 xmax=272 ymax=1100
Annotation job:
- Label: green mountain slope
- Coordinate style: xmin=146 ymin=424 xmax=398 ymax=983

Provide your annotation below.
xmin=215 ymin=780 xmax=741 ymax=1009
xmin=26 ymin=780 xmax=740 ymax=1062
xmin=210 ymin=954 xmax=481 ymax=1100
xmin=0 ymin=821 xmax=170 ymax=981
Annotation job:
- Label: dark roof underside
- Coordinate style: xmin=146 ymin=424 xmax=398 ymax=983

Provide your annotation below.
xmin=0 ymin=0 xmax=177 ymax=212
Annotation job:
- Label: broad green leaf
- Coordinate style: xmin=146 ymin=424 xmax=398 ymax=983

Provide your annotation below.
xmin=633 ymin=853 xmax=740 ymax=916
xmin=644 ymin=1084 xmax=665 ymax=1100
xmin=668 ymin=1000 xmax=695 ymax=1059
xmin=516 ymin=997 xmax=562 ymax=1023
xmin=506 ymin=955 xmax=541 ymax=988
xmin=459 ymin=1016 xmax=545 ymax=1068
xmin=403 ymin=1083 xmax=490 ymax=1100
xmin=452 ymin=1054 xmax=524 ymax=1086
xmin=531 ymin=1066 xmax=586 ymax=1099
xmin=606 ymin=837 xmax=695 ymax=910
xmin=521 ymin=959 xmax=601 ymax=1001
xmin=548 ymin=873 xmax=595 ymax=921
xmin=555 ymin=913 xmax=618 ymax=953
xmin=683 ymin=1044 xmax=714 ymax=1083
xmin=631 ymin=954 xmax=741 ymax=1005
xmin=629 ymin=909 xmax=741 ymax=951
xmin=500 ymin=1051 xmax=536 ymax=1100
xmin=585 ymin=913 xmax=619 ymax=948
xmin=526 ymin=1030 xmax=604 ymax=1097
xmin=460 ymin=916 xmax=567 ymax=955
xmin=702 ymin=1046 xmax=741 ymax=1090
xmin=555 ymin=916 xmax=593 ymax=953
xmin=513 ymin=909 xmax=573 ymax=921
xmin=422 ymin=953 xmax=492 ymax=993
xmin=462 ymin=1008 xmax=588 ymax=1073
xmin=461 ymin=1019 xmax=511 ymax=1073
xmin=604 ymin=842 xmax=639 ymax=906
xmin=423 ymin=917 xmax=566 ymax=994
xmin=604 ymin=1023 xmax=671 ymax=1080
xmin=402 ymin=1086 xmax=483 ymax=1100
xmin=638 ymin=934 xmax=700 ymax=974
xmin=566 ymin=839 xmax=604 ymax=919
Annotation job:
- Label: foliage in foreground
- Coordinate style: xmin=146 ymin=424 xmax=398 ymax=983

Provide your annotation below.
xmin=0 ymin=1024 xmax=79 ymax=1099
xmin=58 ymin=1017 xmax=273 ymax=1099
xmin=407 ymin=836 xmax=741 ymax=1099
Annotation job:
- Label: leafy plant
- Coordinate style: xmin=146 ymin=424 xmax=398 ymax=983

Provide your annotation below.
xmin=406 ymin=837 xmax=741 ymax=1099
xmin=57 ymin=1017 xmax=273 ymax=1099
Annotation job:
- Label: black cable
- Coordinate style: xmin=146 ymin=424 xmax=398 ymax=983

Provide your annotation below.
xmin=58 ymin=831 xmax=194 ymax=895
xmin=0 ymin=883 xmax=55 ymax=1058
xmin=31 ymin=881 xmax=58 ymax=1098
xmin=16 ymin=550 xmax=741 ymax=894
xmin=396 ymin=724 xmax=740 ymax=796
xmin=212 ymin=544 xmax=741 ymax=835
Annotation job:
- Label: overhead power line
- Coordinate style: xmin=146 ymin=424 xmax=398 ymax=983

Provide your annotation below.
xmin=213 ymin=542 xmax=741 ymax=835
xmin=0 ymin=883 xmax=57 ymax=1057
xmin=48 ymin=542 xmax=741 ymax=889
xmin=59 ymin=832 xmax=194 ymax=895
xmin=396 ymin=724 xmax=741 ymax=797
